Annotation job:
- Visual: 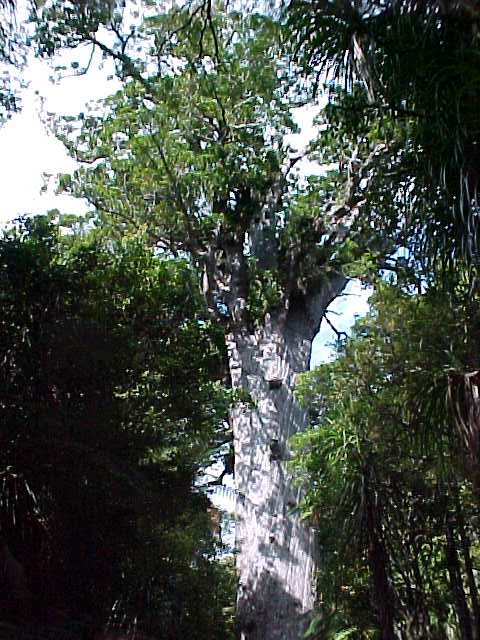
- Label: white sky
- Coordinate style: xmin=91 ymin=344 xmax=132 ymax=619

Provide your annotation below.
xmin=0 ymin=44 xmax=118 ymax=228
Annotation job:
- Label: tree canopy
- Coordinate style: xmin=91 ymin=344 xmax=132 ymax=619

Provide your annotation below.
xmin=287 ymin=0 xmax=480 ymax=268
xmin=31 ymin=3 xmax=348 ymax=335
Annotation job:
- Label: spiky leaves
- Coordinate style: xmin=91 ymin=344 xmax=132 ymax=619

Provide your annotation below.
xmin=287 ymin=0 xmax=480 ymax=266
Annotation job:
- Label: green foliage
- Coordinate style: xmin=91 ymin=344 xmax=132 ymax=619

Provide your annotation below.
xmin=0 ymin=0 xmax=27 ymax=122
xmin=283 ymin=6 xmax=480 ymax=638
xmin=246 ymin=259 xmax=283 ymax=326
xmin=0 ymin=217 xmax=234 ymax=637
xmin=287 ymin=1 xmax=480 ymax=267
xmin=13 ymin=3 xmax=480 ymax=639
xmin=50 ymin=8 xmax=293 ymax=240
xmin=26 ymin=4 xmax=480 ymax=637
xmin=32 ymin=3 xmax=352 ymax=329
xmin=32 ymin=0 xmax=119 ymax=58
xmin=293 ymin=279 xmax=480 ymax=639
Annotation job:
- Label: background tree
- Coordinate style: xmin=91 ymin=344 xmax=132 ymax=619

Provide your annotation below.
xmin=293 ymin=279 xmax=480 ymax=639
xmin=0 ymin=215 xmax=235 ymax=638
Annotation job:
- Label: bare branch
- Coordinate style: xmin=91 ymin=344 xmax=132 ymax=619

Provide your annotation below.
xmin=323 ymin=310 xmax=347 ymax=340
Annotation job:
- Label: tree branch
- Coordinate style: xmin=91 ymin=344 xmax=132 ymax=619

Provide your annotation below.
xmin=323 ymin=311 xmax=347 ymax=340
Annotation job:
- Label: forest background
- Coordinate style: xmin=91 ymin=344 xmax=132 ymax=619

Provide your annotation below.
xmin=0 ymin=1 xmax=480 ymax=640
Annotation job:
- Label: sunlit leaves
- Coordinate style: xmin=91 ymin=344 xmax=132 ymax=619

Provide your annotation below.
xmin=52 ymin=8 xmax=295 ymax=257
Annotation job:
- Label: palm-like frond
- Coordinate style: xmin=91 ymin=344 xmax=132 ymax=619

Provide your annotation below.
xmin=287 ymin=0 xmax=480 ymax=263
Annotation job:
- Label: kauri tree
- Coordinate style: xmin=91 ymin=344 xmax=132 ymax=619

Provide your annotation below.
xmin=32 ymin=4 xmax=350 ymax=638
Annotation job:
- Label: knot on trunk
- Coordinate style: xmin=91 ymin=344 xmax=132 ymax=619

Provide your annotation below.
xmin=269 ymin=438 xmax=283 ymax=461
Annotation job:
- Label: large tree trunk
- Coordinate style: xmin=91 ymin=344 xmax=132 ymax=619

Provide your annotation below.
xmin=228 ymin=285 xmax=342 ymax=640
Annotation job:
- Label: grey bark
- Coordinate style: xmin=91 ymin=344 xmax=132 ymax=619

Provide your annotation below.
xmin=228 ymin=280 xmax=344 ymax=640
xmin=198 ymin=150 xmax=350 ymax=639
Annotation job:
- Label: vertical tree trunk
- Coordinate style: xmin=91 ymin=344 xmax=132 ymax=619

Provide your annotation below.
xmin=445 ymin=516 xmax=474 ymax=640
xmin=454 ymin=486 xmax=480 ymax=640
xmin=228 ymin=287 xmax=340 ymax=640
xmin=364 ymin=480 xmax=394 ymax=640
